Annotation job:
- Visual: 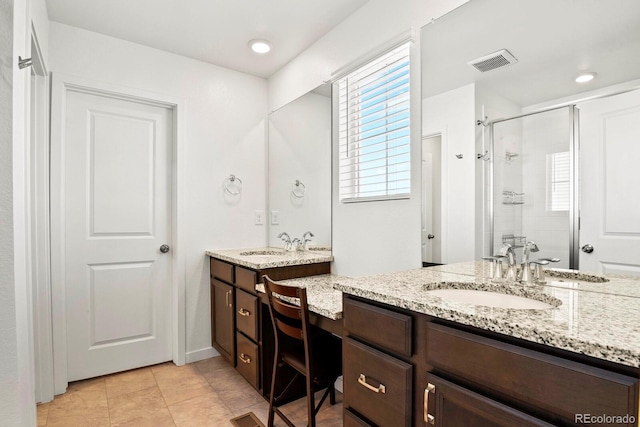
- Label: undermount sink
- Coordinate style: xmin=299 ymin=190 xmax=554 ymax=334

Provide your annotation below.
xmin=238 ymin=250 xmax=286 ymax=256
xmin=428 ymin=289 xmax=556 ymax=310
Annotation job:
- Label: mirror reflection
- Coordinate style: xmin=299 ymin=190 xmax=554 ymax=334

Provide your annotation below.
xmin=421 ymin=0 xmax=640 ymax=274
xmin=268 ymin=83 xmax=332 ymax=250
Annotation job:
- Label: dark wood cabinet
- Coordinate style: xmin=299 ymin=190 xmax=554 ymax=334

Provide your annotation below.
xmin=343 ymin=294 xmax=640 ymax=427
xmin=209 ymin=255 xmax=331 ymax=395
xmin=343 ymin=337 xmax=412 ymax=427
xmin=211 ymin=277 xmax=234 ymax=363
xmin=425 ymin=374 xmax=554 ymax=427
xmin=343 ymin=297 xmax=416 ymax=427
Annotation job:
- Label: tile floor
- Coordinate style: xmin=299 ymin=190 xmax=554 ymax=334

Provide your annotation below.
xmin=36 ymin=356 xmax=343 ymax=426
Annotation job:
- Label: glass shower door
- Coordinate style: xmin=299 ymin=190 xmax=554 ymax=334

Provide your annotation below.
xmin=491 ymin=106 xmax=577 ymax=269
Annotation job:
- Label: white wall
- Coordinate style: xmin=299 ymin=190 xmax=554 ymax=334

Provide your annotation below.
xmin=268 ymin=92 xmax=331 ymax=247
xmin=422 ymin=84 xmax=476 ymax=263
xmin=49 ymin=23 xmax=268 ymax=359
xmin=1 ymin=0 xmax=20 ymax=422
xmin=2 ymin=0 xmax=40 ymax=423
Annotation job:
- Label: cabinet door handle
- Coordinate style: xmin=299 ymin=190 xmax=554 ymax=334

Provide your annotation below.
xmin=239 ymin=353 xmax=251 ymax=364
xmin=358 ymin=374 xmax=385 ymax=394
xmin=226 ymin=290 xmax=232 ymax=308
xmin=424 ymin=383 xmax=435 ymax=425
xmin=238 ymin=308 xmax=251 ymax=317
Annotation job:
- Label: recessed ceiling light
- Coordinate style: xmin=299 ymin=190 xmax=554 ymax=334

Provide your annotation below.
xmin=575 ymin=72 xmax=597 ymax=83
xmin=249 ymin=39 xmax=272 ymax=54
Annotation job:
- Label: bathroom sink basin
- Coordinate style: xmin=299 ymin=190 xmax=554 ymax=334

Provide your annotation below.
xmin=428 ymin=289 xmax=555 ymax=310
xmin=238 ymin=250 xmax=286 ymax=256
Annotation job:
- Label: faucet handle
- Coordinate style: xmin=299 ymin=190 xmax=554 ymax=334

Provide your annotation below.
xmin=498 ymin=243 xmax=512 ymax=256
xmin=530 ymin=259 xmax=550 ymax=283
xmin=537 ymin=257 xmax=560 ymax=263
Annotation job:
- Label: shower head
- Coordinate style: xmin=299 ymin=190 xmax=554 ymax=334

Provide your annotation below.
xmin=505 ymin=151 xmax=519 ymax=160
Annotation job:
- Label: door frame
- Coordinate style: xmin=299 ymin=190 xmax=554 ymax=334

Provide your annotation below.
xmin=50 ymin=73 xmax=187 ymax=395
xmin=29 ymin=28 xmax=54 ymax=403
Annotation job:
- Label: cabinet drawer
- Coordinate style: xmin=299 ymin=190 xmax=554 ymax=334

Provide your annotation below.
xmin=344 ymin=409 xmax=373 ymax=427
xmin=344 ymin=337 xmax=412 ymax=427
xmin=236 ymin=266 xmax=258 ymax=293
xmin=424 ymin=373 xmax=554 ymax=427
xmin=235 ymin=289 xmax=259 ymax=341
xmin=211 ymin=258 xmax=234 ymax=283
xmin=343 ymin=297 xmax=412 ymax=357
xmin=426 ymin=323 xmax=639 ymax=424
xmin=236 ymin=332 xmax=259 ymax=389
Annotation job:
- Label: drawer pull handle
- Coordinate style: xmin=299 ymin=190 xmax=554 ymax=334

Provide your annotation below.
xmin=225 ymin=290 xmax=233 ymax=308
xmin=238 ymin=308 xmax=251 ymax=317
xmin=239 ymin=353 xmax=251 ymax=364
xmin=358 ymin=374 xmax=385 ymax=394
xmin=424 ymin=383 xmax=436 ymax=425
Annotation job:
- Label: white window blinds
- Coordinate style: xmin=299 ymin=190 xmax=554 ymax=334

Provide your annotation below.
xmin=337 ymin=43 xmax=411 ymax=202
xmin=547 ymin=151 xmax=570 ymax=211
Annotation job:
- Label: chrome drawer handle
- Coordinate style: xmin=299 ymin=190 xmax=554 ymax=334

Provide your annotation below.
xmin=239 ymin=353 xmax=251 ymax=364
xmin=238 ymin=308 xmax=251 ymax=317
xmin=424 ymin=383 xmax=435 ymax=425
xmin=358 ymin=374 xmax=385 ymax=394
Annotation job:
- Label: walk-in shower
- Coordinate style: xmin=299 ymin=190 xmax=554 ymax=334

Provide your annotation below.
xmin=488 ymin=106 xmax=579 ymax=269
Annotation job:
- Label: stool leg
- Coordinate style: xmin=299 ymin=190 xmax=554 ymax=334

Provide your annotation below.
xmin=268 ymin=358 xmax=279 ymax=427
xmin=306 ymin=375 xmax=315 ymax=427
xmin=329 ymin=383 xmax=336 ymax=405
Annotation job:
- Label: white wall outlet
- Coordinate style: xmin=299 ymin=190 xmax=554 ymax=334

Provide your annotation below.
xmin=271 ymin=210 xmax=280 ymax=225
xmin=254 ymin=210 xmax=265 ymax=225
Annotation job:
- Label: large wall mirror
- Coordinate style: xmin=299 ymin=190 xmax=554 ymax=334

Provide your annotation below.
xmin=421 ymin=0 xmax=640 ymax=274
xmin=268 ymin=83 xmax=332 ymax=250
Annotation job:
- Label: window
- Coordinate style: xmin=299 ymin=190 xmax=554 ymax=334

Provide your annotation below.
xmin=547 ymin=151 xmax=570 ymax=211
xmin=337 ymin=43 xmax=411 ymax=202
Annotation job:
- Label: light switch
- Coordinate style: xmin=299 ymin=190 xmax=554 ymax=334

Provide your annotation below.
xmin=271 ymin=210 xmax=279 ymax=225
xmin=254 ymin=210 xmax=265 ymax=225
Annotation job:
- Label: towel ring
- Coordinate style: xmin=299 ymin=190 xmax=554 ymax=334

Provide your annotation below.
xmin=291 ymin=180 xmax=306 ymax=198
xmin=224 ymin=174 xmax=243 ymax=195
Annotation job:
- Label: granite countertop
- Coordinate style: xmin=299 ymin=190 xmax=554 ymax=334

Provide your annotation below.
xmin=254 ymin=274 xmax=346 ymax=321
xmin=206 ymin=247 xmax=333 ymax=270
xmin=334 ymin=263 xmax=640 ymax=368
xmin=206 ymin=246 xmax=640 ymax=366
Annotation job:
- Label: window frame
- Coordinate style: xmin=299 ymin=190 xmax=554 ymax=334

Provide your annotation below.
xmin=336 ymin=42 xmax=412 ymax=203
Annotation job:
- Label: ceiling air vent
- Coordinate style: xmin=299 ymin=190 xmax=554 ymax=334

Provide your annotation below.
xmin=468 ymin=49 xmax=518 ymax=73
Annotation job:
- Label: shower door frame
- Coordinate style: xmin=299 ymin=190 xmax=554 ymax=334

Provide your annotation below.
xmin=487 ymin=105 xmax=580 ymax=269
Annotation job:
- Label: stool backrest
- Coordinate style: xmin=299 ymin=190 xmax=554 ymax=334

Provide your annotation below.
xmin=263 ymin=275 xmax=313 ymax=358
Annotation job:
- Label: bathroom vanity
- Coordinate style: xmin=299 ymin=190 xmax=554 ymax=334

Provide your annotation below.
xmin=206 ymin=248 xmax=337 ymax=396
xmin=207 ymin=251 xmax=639 ymax=426
xmin=336 ymin=263 xmax=640 ymax=427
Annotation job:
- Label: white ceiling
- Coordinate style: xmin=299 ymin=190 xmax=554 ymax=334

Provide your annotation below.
xmin=421 ymin=0 xmax=640 ymax=106
xmin=46 ymin=0 xmax=369 ymax=78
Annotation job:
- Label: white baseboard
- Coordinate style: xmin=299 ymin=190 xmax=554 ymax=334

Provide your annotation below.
xmin=335 ymin=375 xmax=343 ymax=393
xmin=185 ymin=346 xmax=219 ymax=364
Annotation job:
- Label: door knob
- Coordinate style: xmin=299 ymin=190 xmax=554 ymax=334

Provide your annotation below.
xmin=160 ymin=244 xmax=170 ymax=253
xmin=581 ymin=244 xmax=594 ymax=254
xmin=427 ymin=234 xmax=435 ymax=240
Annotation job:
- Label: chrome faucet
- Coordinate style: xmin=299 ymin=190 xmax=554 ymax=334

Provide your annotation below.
xmin=498 ymin=243 xmax=518 ymax=281
xmin=522 ymin=241 xmax=539 ymax=264
xmin=301 ymin=231 xmax=314 ymax=251
xmin=520 ymin=241 xmax=540 ymax=284
xmin=531 ymin=257 xmax=560 ymax=282
xmin=277 ymin=232 xmax=293 ymax=251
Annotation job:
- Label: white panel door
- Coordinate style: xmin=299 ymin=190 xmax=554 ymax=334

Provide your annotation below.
xmin=64 ymin=90 xmax=173 ymax=381
xmin=422 ymin=136 xmax=442 ymax=264
xmin=579 ymin=90 xmax=640 ymax=275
